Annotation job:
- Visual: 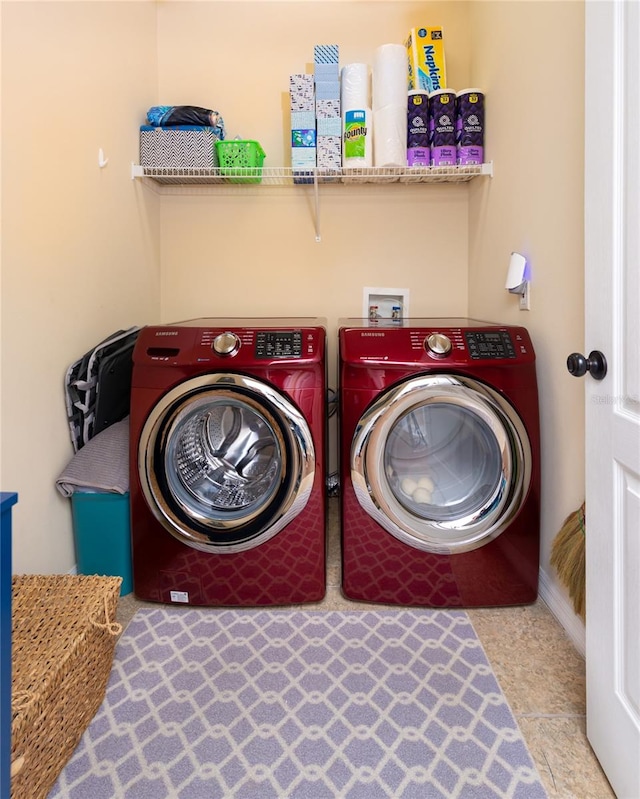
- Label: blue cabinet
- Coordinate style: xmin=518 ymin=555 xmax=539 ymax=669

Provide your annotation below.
xmin=1 ymin=492 xmax=18 ymax=799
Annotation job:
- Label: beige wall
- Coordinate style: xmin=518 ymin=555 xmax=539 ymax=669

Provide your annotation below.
xmin=1 ymin=1 xmax=160 ymax=572
xmin=155 ymin=1 xmax=475 ymax=392
xmin=1 ymin=1 xmax=586 ymax=632
xmin=466 ymin=0 xmax=586 ymax=612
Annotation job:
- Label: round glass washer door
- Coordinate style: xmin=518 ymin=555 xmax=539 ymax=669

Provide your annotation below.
xmin=138 ymin=373 xmax=315 ymax=553
xmin=351 ymin=374 xmax=532 ymax=554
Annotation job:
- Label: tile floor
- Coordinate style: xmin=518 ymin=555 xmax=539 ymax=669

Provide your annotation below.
xmin=117 ymin=499 xmax=615 ymax=799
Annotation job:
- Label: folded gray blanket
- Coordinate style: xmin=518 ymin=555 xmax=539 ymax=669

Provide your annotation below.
xmin=56 ymin=417 xmax=129 ymax=497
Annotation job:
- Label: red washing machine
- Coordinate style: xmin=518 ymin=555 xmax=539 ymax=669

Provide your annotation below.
xmin=130 ymin=318 xmax=327 ymax=606
xmin=339 ymin=318 xmax=540 ymax=607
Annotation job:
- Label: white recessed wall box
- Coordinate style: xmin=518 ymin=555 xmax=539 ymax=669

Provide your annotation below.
xmin=363 ymin=287 xmax=410 ymax=320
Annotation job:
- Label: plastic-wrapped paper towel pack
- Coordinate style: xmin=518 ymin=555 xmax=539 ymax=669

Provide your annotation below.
xmin=372 ymin=43 xmax=407 ymax=167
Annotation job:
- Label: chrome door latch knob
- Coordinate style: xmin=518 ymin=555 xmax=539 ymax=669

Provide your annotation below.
xmin=566 ymin=350 xmax=608 ymax=380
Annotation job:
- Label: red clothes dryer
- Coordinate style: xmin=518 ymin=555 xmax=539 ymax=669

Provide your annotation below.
xmin=339 ymin=318 xmax=540 ymax=607
xmin=130 ymin=318 xmax=327 ymax=606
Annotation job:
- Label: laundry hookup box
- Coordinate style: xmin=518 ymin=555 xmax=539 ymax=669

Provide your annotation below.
xmin=139 ymin=125 xmax=220 ymax=168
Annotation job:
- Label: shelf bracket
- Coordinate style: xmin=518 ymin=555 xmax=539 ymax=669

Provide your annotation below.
xmin=314 ymin=170 xmax=321 ymax=242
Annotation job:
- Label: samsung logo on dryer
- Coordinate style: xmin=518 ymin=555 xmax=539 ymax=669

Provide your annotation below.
xmin=361 ymin=332 xmax=385 ymax=337
xmin=155 ymin=331 xmax=178 ymax=336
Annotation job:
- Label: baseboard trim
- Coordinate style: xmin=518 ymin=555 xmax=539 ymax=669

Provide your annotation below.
xmin=539 ymin=566 xmax=585 ymax=657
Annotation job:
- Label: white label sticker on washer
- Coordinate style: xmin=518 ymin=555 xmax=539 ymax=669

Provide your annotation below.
xmin=170 ymin=591 xmax=189 ymax=603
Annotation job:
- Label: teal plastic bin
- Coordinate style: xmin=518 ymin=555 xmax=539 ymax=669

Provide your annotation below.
xmin=71 ymin=490 xmax=132 ymax=596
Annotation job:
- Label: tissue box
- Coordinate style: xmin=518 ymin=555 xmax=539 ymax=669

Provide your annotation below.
xmin=317 ymin=136 xmax=341 ymax=169
xmin=289 ymin=74 xmax=315 ymax=112
xmin=139 ymin=125 xmax=220 ymax=168
xmin=314 ymin=44 xmax=339 ymax=65
xmin=406 ymin=26 xmax=447 ymax=93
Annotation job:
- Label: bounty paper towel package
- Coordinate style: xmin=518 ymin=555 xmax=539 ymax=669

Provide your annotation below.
xmin=341 ymin=63 xmax=373 ymax=167
xmin=342 ymin=108 xmax=372 ymax=166
xmin=406 ymin=26 xmax=447 ymax=93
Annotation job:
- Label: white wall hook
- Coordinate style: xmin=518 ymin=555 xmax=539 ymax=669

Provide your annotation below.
xmin=98 ymin=148 xmax=109 ymax=168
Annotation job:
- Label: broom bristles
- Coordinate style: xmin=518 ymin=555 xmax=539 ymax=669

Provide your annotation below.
xmin=550 ymin=502 xmax=586 ymax=619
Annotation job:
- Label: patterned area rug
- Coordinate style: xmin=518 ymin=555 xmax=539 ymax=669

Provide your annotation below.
xmin=49 ymin=608 xmax=548 ymax=799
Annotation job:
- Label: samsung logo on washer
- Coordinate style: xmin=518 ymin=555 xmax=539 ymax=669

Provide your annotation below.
xmin=155 ymin=331 xmax=178 ymax=336
xmin=361 ymin=332 xmax=385 ymax=337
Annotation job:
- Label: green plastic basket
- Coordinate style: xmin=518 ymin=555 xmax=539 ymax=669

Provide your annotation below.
xmin=215 ymin=139 xmax=266 ymax=183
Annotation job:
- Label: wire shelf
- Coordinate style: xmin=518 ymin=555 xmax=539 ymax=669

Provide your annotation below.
xmin=131 ymin=163 xmax=493 ymax=186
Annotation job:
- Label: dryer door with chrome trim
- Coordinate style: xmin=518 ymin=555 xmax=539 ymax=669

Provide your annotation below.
xmin=351 ymin=374 xmax=531 ymax=554
xmin=138 ymin=373 xmax=315 ymax=553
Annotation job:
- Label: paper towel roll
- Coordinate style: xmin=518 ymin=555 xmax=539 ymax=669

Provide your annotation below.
xmin=341 ymin=63 xmax=370 ymax=111
xmin=373 ymin=105 xmax=406 ymax=167
xmin=342 ymin=107 xmax=373 ymax=167
xmin=373 ymin=44 xmax=407 ymax=111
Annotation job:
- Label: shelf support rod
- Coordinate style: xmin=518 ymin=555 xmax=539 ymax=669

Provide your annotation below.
xmin=313 ymin=169 xmax=321 ymax=242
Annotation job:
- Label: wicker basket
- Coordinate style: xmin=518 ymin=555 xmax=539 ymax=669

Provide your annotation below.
xmin=11 ymin=574 xmax=122 ymax=799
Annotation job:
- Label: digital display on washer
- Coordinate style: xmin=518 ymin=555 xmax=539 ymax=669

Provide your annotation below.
xmin=465 ymin=330 xmax=516 ymax=359
xmin=255 ymin=330 xmax=303 ymax=358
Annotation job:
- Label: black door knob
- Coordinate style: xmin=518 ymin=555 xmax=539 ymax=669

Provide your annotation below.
xmin=566 ymin=350 xmax=608 ymax=380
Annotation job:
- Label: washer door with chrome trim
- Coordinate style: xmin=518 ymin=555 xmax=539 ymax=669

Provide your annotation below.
xmin=139 ymin=373 xmax=315 ymax=553
xmin=351 ymin=374 xmax=531 ymax=554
